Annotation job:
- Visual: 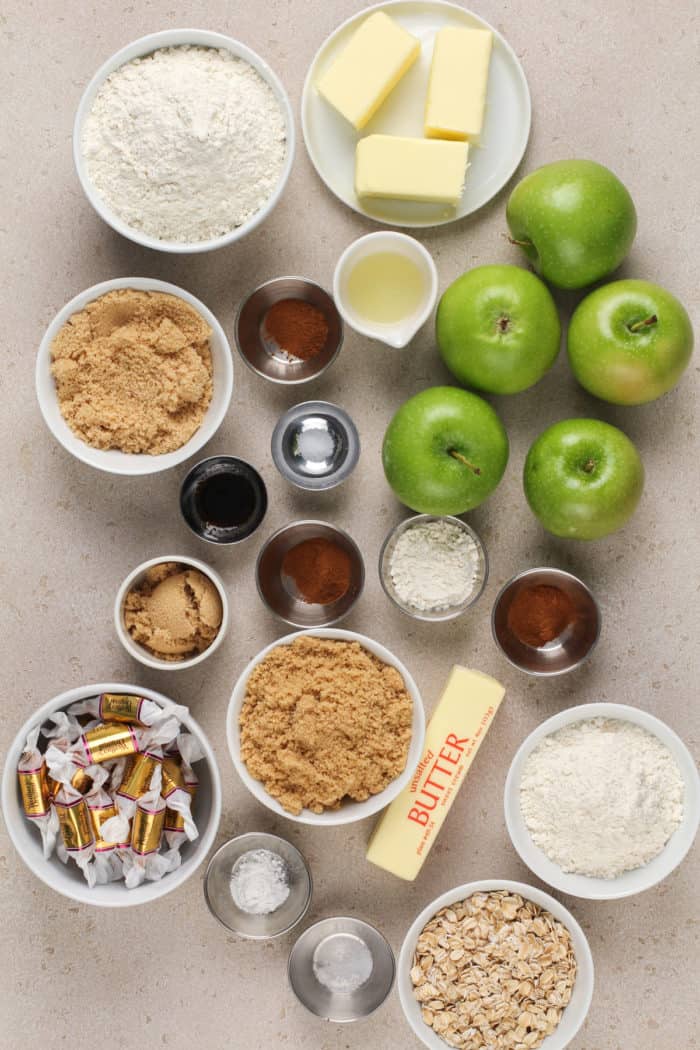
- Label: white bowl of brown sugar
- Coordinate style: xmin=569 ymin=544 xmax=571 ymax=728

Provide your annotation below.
xmin=226 ymin=628 xmax=426 ymax=827
xmin=35 ymin=277 xmax=234 ymax=476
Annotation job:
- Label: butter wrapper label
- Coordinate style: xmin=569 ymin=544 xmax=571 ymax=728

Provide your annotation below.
xmin=366 ymin=666 xmax=505 ymax=881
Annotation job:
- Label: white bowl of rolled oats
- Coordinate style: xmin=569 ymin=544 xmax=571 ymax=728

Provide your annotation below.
xmin=398 ymin=881 xmax=593 ymax=1050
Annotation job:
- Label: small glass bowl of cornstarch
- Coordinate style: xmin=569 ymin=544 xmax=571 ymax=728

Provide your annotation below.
xmin=379 ymin=514 xmax=488 ymax=622
xmin=73 ymin=30 xmax=294 ymax=253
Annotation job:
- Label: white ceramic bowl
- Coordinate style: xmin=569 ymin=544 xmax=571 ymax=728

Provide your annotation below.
xmin=1 ymin=682 xmax=222 ymax=907
xmin=504 ymin=703 xmax=700 ymax=900
xmin=36 ymin=277 xmax=234 ymax=476
xmin=115 ymin=555 xmax=229 ymax=671
xmin=73 ymin=29 xmax=295 ymax=252
xmin=226 ymin=628 xmax=425 ymax=826
xmin=398 ymin=879 xmax=594 ymax=1050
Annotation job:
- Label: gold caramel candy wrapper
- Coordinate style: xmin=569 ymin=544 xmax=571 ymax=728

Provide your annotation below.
xmin=98 ymin=693 xmax=149 ymax=726
xmin=88 ymin=799 xmax=119 ymax=852
xmin=131 ymin=800 xmax=165 ymax=856
xmin=55 ymin=796 xmax=94 ymax=853
xmin=70 ymin=767 xmax=93 ymax=795
xmin=161 ymin=757 xmax=184 ymax=800
xmin=164 ymin=780 xmax=197 ymax=834
xmin=117 ymin=753 xmax=157 ymax=802
xmin=18 ymin=761 xmax=49 ymax=819
xmin=46 ymin=774 xmax=61 ymax=803
xmin=81 ymin=722 xmax=139 ymax=765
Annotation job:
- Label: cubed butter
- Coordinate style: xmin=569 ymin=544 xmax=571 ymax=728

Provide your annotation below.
xmin=316 ymin=11 xmax=420 ymax=131
xmin=425 ymin=26 xmax=493 ymax=141
xmin=366 ymin=666 xmax=505 ymax=881
xmin=355 ymin=134 xmax=469 ymax=206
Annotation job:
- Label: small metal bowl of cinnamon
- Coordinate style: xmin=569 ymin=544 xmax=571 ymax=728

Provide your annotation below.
xmin=491 ymin=567 xmax=601 ymax=676
xmin=256 ymin=520 xmax=364 ymax=628
xmin=235 ymin=277 xmax=344 ymax=384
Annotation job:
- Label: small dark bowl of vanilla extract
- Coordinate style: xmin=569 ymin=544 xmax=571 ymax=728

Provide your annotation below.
xmin=180 ymin=456 xmax=268 ymax=544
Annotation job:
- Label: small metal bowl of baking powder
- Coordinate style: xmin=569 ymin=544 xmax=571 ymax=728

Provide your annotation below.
xmin=235 ymin=277 xmax=343 ymax=384
xmin=204 ymin=832 xmax=312 ymax=940
xmin=271 ymin=401 xmax=360 ymax=491
xmin=288 ymin=916 xmax=395 ymax=1022
xmin=379 ymin=514 xmax=488 ymax=623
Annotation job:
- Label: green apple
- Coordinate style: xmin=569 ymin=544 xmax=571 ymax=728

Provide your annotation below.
xmin=436 ymin=265 xmax=561 ymax=395
xmin=506 ymin=160 xmax=637 ymax=290
xmin=382 ymin=387 xmax=509 ymax=515
xmin=523 ymin=419 xmax=644 ymax=539
xmin=567 ymin=279 xmax=693 ymax=405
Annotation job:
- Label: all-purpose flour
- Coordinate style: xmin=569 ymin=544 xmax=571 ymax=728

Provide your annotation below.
xmin=520 ymin=718 xmax=684 ymax=879
xmin=82 ymin=46 xmax=287 ymax=243
xmin=388 ymin=519 xmax=480 ymax=612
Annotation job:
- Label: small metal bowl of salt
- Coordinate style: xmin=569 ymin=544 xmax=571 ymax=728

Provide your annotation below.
xmin=288 ymin=916 xmax=395 ymax=1022
xmin=204 ymin=832 xmax=312 ymax=939
xmin=271 ymin=401 xmax=360 ymax=491
xmin=379 ymin=514 xmax=488 ymax=622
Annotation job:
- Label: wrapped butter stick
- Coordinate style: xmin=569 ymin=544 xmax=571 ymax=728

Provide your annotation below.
xmin=17 ymin=726 xmax=59 ymax=858
xmin=54 ymin=787 xmax=96 ymax=887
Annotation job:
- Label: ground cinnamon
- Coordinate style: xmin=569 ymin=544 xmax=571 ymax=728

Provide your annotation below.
xmin=281 ymin=537 xmax=352 ymax=605
xmin=264 ymin=298 xmax=329 ymax=360
xmin=506 ymin=583 xmax=574 ymax=648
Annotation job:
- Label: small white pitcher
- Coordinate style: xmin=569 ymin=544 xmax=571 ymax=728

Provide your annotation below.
xmin=333 ymin=231 xmax=438 ymax=349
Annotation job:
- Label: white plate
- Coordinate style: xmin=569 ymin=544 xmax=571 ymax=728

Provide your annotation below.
xmin=226 ymin=628 xmax=425 ymax=826
xmin=504 ymin=703 xmax=700 ymax=900
xmin=301 ymin=0 xmax=531 ymax=227
xmin=398 ymin=880 xmax=594 ymax=1050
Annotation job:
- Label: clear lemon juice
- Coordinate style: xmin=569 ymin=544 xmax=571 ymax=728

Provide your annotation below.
xmin=345 ymin=252 xmax=426 ymax=325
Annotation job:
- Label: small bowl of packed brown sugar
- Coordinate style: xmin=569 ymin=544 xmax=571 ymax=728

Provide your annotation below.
xmin=115 ymin=556 xmax=229 ymax=670
xmin=35 ymin=277 xmax=233 ymax=476
xmin=227 ymin=629 xmax=425 ymax=826
xmin=235 ymin=276 xmax=343 ymax=384
xmin=256 ymin=520 xmax=364 ymax=627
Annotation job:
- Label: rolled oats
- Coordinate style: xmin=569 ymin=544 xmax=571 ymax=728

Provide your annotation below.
xmin=411 ymin=891 xmax=576 ymax=1050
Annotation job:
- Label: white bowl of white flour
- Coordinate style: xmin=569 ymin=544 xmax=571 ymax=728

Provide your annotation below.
xmin=73 ymin=30 xmax=295 ymax=252
xmin=505 ymin=703 xmax=700 ymax=900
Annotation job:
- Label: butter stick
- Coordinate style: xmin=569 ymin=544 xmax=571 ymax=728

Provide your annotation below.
xmin=366 ymin=666 xmax=504 ymax=880
xmin=355 ymin=134 xmax=469 ymax=206
xmin=425 ymin=27 xmax=493 ymax=142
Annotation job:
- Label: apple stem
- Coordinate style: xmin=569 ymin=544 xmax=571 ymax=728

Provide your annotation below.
xmin=582 ymin=458 xmax=597 ymax=474
xmin=449 ymin=449 xmax=481 ymax=476
xmin=628 ymin=314 xmax=658 ymax=333
xmin=506 ymin=236 xmax=533 ymax=248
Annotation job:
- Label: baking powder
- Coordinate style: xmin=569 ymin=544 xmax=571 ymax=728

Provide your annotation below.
xmin=230 ymin=848 xmax=290 ymax=915
xmin=82 ymin=46 xmax=286 ymax=243
xmin=388 ymin=519 xmax=480 ymax=612
xmin=520 ymin=718 xmax=684 ymax=879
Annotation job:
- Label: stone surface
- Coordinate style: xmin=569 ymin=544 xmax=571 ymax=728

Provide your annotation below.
xmin=0 ymin=1 xmax=698 ymax=1048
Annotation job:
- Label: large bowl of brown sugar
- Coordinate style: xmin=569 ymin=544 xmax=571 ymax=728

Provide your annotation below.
xmin=227 ymin=629 xmax=426 ymax=826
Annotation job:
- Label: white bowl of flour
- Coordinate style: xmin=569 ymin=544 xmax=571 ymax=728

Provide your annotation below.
xmin=505 ymin=703 xmax=700 ymax=900
xmin=73 ymin=30 xmax=295 ymax=252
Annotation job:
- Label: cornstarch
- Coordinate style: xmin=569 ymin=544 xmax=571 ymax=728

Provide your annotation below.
xmin=230 ymin=848 xmax=290 ymax=915
xmin=520 ymin=718 xmax=684 ymax=879
xmin=82 ymin=46 xmax=287 ymax=243
xmin=388 ymin=519 xmax=480 ymax=611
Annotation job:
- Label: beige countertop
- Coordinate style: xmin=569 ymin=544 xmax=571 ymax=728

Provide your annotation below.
xmin=1 ymin=1 xmax=698 ymax=1047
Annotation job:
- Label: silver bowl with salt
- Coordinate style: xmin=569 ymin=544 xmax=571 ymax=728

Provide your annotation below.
xmin=271 ymin=401 xmax=360 ymax=491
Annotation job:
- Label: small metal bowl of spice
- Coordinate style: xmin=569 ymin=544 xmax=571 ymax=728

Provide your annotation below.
xmin=271 ymin=401 xmax=360 ymax=491
xmin=204 ymin=831 xmax=312 ymax=939
xmin=379 ymin=515 xmax=488 ymax=622
xmin=492 ymin=567 xmax=601 ymax=676
xmin=288 ymin=916 xmax=395 ymax=1022
xmin=235 ymin=276 xmax=343 ymax=384
xmin=256 ymin=520 xmax=364 ymax=628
